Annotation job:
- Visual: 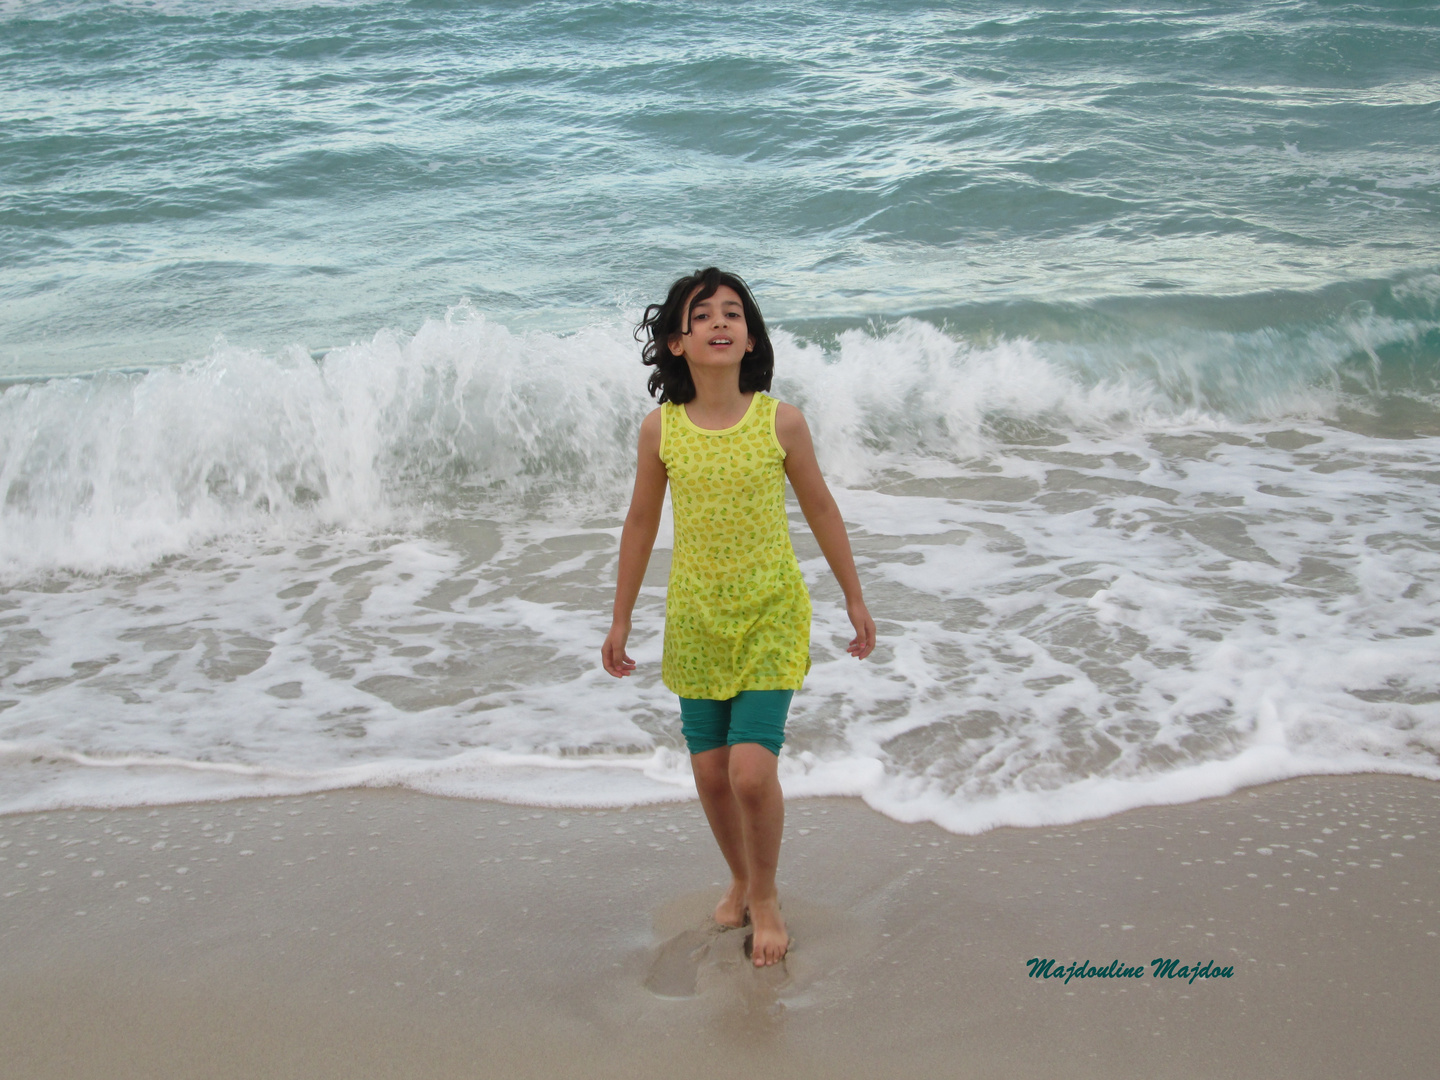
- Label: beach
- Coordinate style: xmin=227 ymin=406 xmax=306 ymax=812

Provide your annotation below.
xmin=4 ymin=772 xmax=1435 ymax=1079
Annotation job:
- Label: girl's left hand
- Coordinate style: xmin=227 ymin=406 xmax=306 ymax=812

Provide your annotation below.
xmin=602 ymin=619 xmax=638 ymax=677
xmin=846 ymin=597 xmax=876 ymax=660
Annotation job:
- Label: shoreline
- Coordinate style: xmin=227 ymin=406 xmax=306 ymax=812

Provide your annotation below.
xmin=3 ymin=772 xmax=1437 ymax=1078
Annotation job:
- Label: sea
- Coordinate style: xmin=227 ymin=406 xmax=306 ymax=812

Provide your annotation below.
xmin=2 ymin=0 xmax=1438 ymax=831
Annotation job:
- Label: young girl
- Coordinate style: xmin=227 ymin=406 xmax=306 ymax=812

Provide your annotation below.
xmin=601 ymin=268 xmax=875 ymax=968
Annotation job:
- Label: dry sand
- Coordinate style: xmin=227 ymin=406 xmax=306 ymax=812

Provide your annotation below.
xmin=2 ymin=773 xmax=1437 ymax=1079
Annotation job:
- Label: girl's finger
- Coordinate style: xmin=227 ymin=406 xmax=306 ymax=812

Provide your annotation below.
xmin=602 ymin=643 xmax=635 ymax=677
xmin=848 ymin=619 xmax=876 ymax=658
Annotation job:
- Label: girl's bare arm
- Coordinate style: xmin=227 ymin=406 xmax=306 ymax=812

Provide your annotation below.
xmin=602 ymin=409 xmax=668 ymax=677
xmin=775 ymin=403 xmax=876 ymax=659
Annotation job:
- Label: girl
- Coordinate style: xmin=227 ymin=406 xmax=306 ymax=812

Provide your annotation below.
xmin=601 ymin=268 xmax=875 ymax=968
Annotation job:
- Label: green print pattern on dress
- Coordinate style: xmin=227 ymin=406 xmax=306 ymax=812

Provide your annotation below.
xmin=660 ymin=393 xmax=812 ymax=700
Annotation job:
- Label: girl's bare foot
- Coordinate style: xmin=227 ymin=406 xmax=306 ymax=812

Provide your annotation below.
xmin=714 ymin=879 xmax=748 ymax=928
xmin=747 ymin=895 xmax=788 ymax=966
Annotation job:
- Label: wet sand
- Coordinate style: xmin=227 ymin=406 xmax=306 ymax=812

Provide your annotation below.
xmin=2 ymin=772 xmax=1437 ymax=1079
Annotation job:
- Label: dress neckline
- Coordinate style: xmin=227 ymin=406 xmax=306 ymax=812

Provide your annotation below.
xmin=678 ymin=392 xmax=760 ymax=435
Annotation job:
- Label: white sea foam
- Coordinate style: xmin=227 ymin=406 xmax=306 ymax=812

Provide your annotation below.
xmin=0 ymin=311 xmax=656 ymax=578
xmin=2 ymin=309 xmax=1439 ymax=828
xmin=5 ymin=300 xmax=1431 ymax=580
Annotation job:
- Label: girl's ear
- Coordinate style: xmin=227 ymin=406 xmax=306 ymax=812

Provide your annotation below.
xmin=668 ymin=334 xmax=686 ymax=357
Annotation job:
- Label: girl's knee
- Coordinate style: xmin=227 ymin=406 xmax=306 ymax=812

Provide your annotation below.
xmin=728 ymin=752 xmax=778 ymax=805
xmin=691 ymin=750 xmax=732 ymax=798
xmin=695 ymin=770 xmax=731 ymax=802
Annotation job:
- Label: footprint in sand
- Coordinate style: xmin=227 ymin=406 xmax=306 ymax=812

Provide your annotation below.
xmin=645 ymin=892 xmax=854 ymax=1000
xmin=643 ymin=927 xmax=714 ymax=998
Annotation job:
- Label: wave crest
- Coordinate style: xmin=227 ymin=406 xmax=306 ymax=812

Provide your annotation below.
xmin=2 ymin=290 xmax=1436 ymax=577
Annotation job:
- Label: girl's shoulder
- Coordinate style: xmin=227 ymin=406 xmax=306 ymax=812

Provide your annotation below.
xmin=770 ymin=398 xmax=812 ymax=458
xmin=756 ymin=391 xmax=801 ymax=422
xmin=637 ymin=406 xmax=663 ymax=456
xmin=769 ymin=396 xmax=805 ymax=428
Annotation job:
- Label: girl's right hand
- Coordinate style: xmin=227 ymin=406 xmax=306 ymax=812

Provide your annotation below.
xmin=846 ymin=597 xmax=876 ymax=660
xmin=601 ymin=620 xmax=637 ymax=678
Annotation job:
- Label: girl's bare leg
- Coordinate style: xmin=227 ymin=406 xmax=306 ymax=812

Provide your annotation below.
xmin=691 ymin=746 xmax=749 ymax=926
xmin=727 ymin=742 xmax=788 ymax=966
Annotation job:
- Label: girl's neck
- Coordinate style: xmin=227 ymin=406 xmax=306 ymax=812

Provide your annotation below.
xmin=684 ymin=367 xmax=753 ymax=430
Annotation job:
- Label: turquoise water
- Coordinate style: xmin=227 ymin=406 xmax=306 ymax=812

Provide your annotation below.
xmin=1 ymin=1 xmax=1438 ymax=826
xmin=4 ymin=1 xmax=1437 ymax=371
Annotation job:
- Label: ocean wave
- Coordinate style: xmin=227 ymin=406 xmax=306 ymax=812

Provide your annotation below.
xmin=1 ymin=283 xmax=1437 ymax=578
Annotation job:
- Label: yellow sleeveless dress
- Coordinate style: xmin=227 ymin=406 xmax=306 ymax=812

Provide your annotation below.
xmin=660 ymin=392 xmax=812 ymax=700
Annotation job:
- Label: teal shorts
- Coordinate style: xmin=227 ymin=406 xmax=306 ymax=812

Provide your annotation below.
xmin=679 ymin=690 xmax=793 ymax=758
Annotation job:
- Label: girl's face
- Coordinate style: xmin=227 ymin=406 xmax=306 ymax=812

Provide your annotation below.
xmin=668 ymin=285 xmax=754 ymax=372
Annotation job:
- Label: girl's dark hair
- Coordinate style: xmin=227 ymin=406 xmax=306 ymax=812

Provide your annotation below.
xmin=636 ymin=267 xmax=774 ymax=403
